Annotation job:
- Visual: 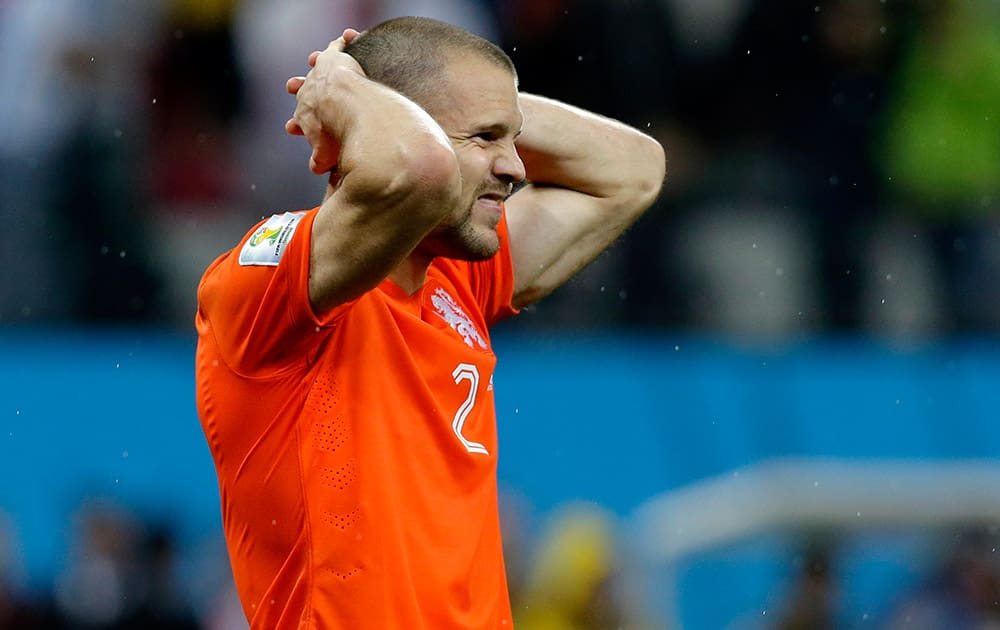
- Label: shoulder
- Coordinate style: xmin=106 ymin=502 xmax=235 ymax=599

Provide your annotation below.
xmin=196 ymin=208 xmax=327 ymax=373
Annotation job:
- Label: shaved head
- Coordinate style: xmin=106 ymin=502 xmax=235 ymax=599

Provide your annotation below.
xmin=343 ymin=16 xmax=516 ymax=112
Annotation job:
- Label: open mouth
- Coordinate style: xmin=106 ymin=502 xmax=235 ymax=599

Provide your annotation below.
xmin=478 ymin=185 xmax=511 ymax=203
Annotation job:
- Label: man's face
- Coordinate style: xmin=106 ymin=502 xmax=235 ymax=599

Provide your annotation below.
xmin=418 ymin=55 xmax=525 ymax=261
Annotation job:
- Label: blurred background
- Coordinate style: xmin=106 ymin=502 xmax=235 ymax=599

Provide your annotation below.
xmin=3 ymin=0 xmax=1000 ymax=628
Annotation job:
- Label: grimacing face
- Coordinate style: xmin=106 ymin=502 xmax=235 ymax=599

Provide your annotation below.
xmin=416 ymin=54 xmax=526 ymax=262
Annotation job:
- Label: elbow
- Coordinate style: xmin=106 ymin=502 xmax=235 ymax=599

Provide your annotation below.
xmin=404 ymin=133 xmax=461 ymax=196
xmin=634 ymin=135 xmax=667 ymax=209
xmin=392 ymin=133 xmax=462 ymax=221
xmin=606 ymin=134 xmax=665 ymax=219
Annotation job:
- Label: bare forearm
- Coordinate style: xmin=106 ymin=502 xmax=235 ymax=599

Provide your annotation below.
xmin=322 ymin=67 xmax=457 ymax=204
xmin=503 ymin=94 xmax=666 ymax=307
xmin=516 ymin=93 xmax=666 ymax=204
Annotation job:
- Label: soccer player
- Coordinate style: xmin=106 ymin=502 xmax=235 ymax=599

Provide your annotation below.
xmin=195 ymin=16 xmax=665 ymax=629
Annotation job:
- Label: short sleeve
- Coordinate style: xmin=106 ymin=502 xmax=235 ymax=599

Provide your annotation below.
xmin=195 ymin=208 xmax=353 ymax=375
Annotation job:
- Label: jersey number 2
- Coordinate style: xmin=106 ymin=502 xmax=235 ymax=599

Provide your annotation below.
xmin=452 ymin=363 xmax=489 ymax=455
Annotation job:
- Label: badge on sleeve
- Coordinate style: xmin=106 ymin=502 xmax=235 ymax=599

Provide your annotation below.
xmin=238 ymin=212 xmax=304 ymax=266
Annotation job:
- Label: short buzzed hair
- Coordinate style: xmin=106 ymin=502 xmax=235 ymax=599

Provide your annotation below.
xmin=344 ymin=16 xmax=516 ymax=110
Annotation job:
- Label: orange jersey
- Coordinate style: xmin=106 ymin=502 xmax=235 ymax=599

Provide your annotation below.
xmin=195 ymin=207 xmax=519 ymax=629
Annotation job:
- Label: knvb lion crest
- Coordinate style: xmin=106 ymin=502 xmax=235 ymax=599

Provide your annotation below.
xmin=430 ymin=288 xmax=487 ymax=349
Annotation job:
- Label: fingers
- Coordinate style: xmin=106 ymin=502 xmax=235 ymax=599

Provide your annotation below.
xmin=310 ymin=144 xmax=336 ymax=175
xmin=286 ymin=76 xmax=305 ymax=94
xmin=286 ymin=29 xmax=360 ymax=169
xmin=307 ymin=27 xmax=359 ymax=66
xmin=285 ymin=118 xmax=303 ymax=136
xmin=291 ymin=120 xmax=336 ymax=174
xmin=308 ymin=37 xmax=343 ymax=67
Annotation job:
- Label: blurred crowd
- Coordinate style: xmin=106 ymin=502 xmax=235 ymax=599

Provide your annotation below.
xmin=730 ymin=527 xmax=1000 ymax=630
xmin=3 ymin=0 xmax=999 ymax=340
xmin=1 ymin=500 xmax=234 ymax=629
xmin=4 ymin=497 xmax=1000 ymax=629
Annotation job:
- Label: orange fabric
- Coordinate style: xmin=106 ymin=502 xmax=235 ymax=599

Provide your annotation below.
xmin=195 ymin=207 xmax=519 ymax=629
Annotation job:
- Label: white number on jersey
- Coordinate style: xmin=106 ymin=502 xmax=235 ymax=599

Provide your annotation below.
xmin=451 ymin=363 xmax=489 ymax=455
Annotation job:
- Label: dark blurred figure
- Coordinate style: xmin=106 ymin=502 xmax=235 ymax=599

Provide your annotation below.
xmin=0 ymin=511 xmax=60 ymax=629
xmin=148 ymin=0 xmax=245 ymax=208
xmin=54 ymin=500 xmax=146 ymax=628
xmin=52 ymin=118 xmax=163 ymax=324
xmin=774 ymin=538 xmax=838 ymax=630
xmin=885 ymin=526 xmax=1000 ymax=630
xmin=492 ymin=0 xmax=674 ymax=126
xmin=53 ymin=500 xmax=201 ymax=629
xmin=727 ymin=535 xmax=840 ymax=630
xmin=121 ymin=528 xmax=201 ymax=630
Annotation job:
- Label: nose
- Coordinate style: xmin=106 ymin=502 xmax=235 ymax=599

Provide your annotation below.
xmin=493 ymin=143 xmax=526 ymax=185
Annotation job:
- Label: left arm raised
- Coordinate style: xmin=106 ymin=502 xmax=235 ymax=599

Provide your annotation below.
xmin=505 ymin=93 xmax=666 ymax=308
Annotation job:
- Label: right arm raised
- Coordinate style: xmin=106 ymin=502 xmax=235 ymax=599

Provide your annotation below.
xmin=287 ymin=36 xmax=461 ymax=314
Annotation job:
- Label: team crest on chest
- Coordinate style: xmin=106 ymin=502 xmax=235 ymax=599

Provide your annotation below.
xmin=430 ymin=288 xmax=487 ymax=349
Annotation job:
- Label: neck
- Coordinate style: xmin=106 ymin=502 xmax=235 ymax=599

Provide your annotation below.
xmin=388 ymin=250 xmax=434 ymax=295
xmin=324 ymin=178 xmax=432 ymax=294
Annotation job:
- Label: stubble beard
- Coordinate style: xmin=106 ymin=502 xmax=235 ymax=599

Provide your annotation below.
xmin=418 ymin=186 xmax=500 ymax=261
xmin=420 ymin=177 xmax=508 ymax=261
xmin=433 ymin=201 xmax=500 ymax=262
